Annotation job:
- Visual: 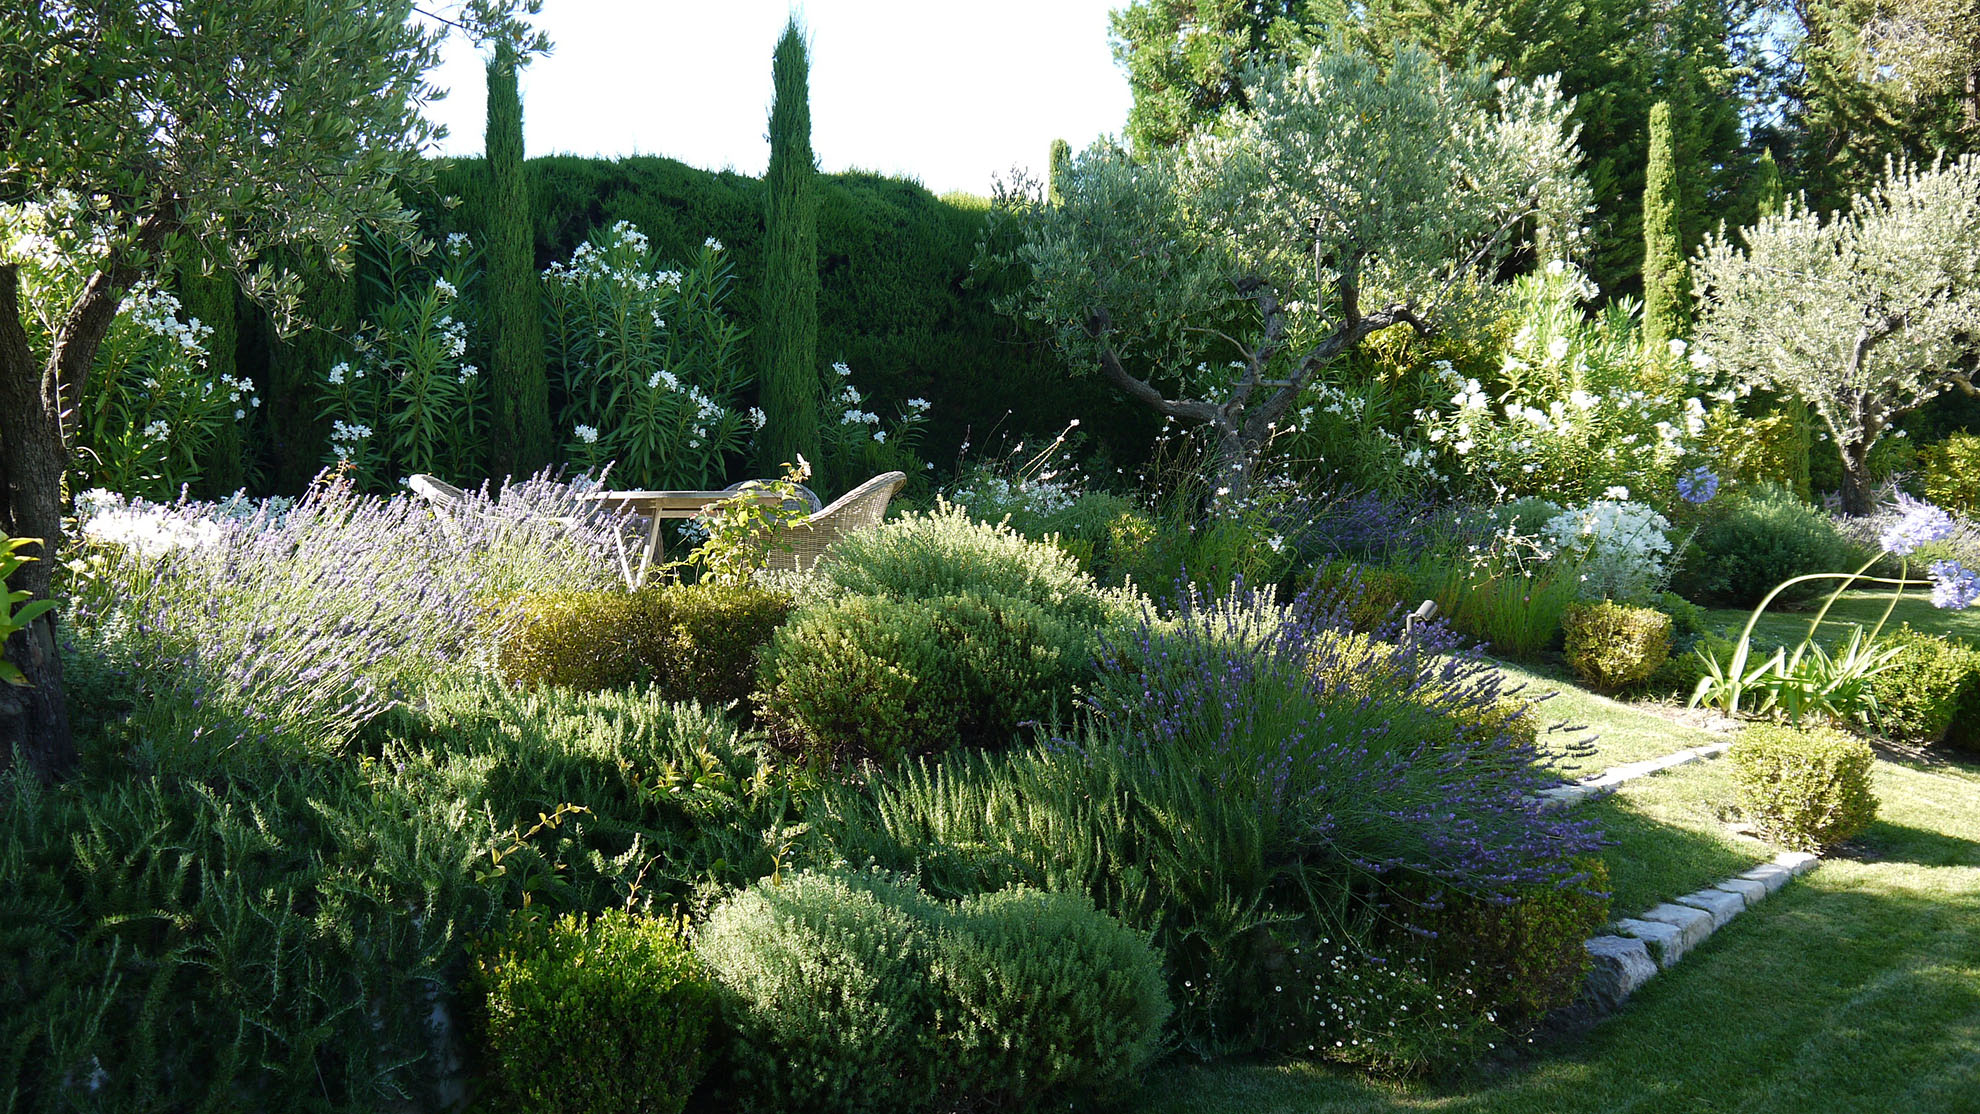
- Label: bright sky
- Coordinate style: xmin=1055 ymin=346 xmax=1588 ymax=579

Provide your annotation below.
xmin=421 ymin=1 xmax=1135 ymax=198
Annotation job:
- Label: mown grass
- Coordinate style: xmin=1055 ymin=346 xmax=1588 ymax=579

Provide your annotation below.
xmin=1703 ymin=587 xmax=1980 ymax=649
xmin=1134 ymin=687 xmax=1980 ymax=1113
xmin=1493 ymin=659 xmax=1727 ymax=771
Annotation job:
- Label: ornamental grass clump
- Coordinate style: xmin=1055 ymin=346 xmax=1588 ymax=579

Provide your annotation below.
xmin=68 ymin=471 xmax=622 ymax=761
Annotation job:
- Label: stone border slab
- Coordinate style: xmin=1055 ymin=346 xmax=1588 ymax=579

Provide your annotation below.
xmin=1537 ymin=741 xmax=1732 ymax=810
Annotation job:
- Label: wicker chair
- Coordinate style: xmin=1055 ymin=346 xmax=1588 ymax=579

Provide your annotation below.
xmin=762 ymin=471 xmax=907 ymax=572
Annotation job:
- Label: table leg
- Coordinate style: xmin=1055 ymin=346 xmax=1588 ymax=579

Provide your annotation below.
xmin=639 ymin=512 xmax=664 ymax=587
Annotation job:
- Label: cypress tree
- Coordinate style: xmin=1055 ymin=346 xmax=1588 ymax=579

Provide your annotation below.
xmin=485 ymin=38 xmax=552 ymax=475
xmin=1048 ymin=138 xmax=1071 ymax=206
xmin=1641 ymin=100 xmax=1690 ymax=351
xmin=757 ymin=18 xmax=822 ymax=480
xmin=1752 ymin=148 xmax=1785 ymax=217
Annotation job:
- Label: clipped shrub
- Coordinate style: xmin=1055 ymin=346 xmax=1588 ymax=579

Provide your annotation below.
xmin=1422 ymin=856 xmax=1611 ymax=1020
xmin=475 ymin=909 xmax=718 ymax=1114
xmin=1674 ymin=483 xmax=1861 ymax=607
xmin=1868 ymin=627 xmax=1980 ymax=748
xmin=1309 ymin=629 xmax=1539 ymax=752
xmin=1917 ymin=433 xmax=1980 ymax=517
xmin=935 ymin=887 xmax=1170 ymax=1110
xmin=1730 ymin=723 xmax=1878 ymax=851
xmin=754 ymin=589 xmax=1090 ymax=765
xmin=696 ymin=870 xmax=944 ymax=1114
xmin=1562 ymin=600 xmax=1673 ymax=691
xmin=823 ymin=501 xmax=1129 ymax=627
xmin=493 ymin=583 xmax=792 ymax=703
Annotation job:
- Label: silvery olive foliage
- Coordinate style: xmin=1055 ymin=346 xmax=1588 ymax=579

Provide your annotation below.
xmin=1692 ymin=154 xmax=1980 ymax=514
xmin=983 ymin=45 xmax=1590 ymax=498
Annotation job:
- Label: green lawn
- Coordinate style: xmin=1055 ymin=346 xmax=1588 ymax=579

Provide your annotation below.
xmin=1492 ymin=660 xmax=1728 ymax=771
xmin=1703 ymin=587 xmax=1980 ymax=650
xmin=1133 ymin=754 xmax=1980 ymax=1113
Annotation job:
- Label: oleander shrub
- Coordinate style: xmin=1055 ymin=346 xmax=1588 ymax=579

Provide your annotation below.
xmin=754 ymin=589 xmax=1093 ymax=765
xmin=1673 ymin=483 xmax=1861 ymax=607
xmin=493 ymin=583 xmax=792 ymax=703
xmin=1730 ymin=723 xmax=1878 ymax=851
xmin=696 ymin=870 xmax=944 ymax=1114
xmin=1917 ymin=433 xmax=1980 ymax=517
xmin=823 ymin=501 xmax=1130 ymax=627
xmin=934 ymin=887 xmax=1170 ymax=1111
xmin=1420 ymin=856 xmax=1611 ymax=1020
xmin=1867 ymin=627 xmax=1980 ymax=748
xmin=475 ymin=909 xmax=718 ymax=1114
xmin=1562 ymin=601 xmax=1673 ymax=691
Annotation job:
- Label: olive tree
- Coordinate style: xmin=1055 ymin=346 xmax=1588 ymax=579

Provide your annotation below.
xmin=1693 ymin=155 xmax=1980 ymax=515
xmin=0 ymin=0 xmax=489 ymax=777
xmin=982 ymin=46 xmax=1589 ymax=499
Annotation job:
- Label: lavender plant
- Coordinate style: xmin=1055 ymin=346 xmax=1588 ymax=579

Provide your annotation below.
xmin=68 ymin=469 xmax=623 ymax=758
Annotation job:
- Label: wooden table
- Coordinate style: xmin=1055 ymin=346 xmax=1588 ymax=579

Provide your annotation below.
xmin=579 ymin=489 xmax=786 ymax=585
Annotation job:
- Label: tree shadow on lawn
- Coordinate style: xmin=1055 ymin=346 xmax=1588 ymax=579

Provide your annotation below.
xmin=1839 ymin=820 xmax=1980 ymax=869
xmin=1579 ymin=783 xmax=1768 ymax=915
xmin=1129 ymin=869 xmax=1980 ymax=1114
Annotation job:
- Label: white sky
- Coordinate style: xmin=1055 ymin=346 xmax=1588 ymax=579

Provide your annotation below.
xmin=421 ymin=1 xmax=1135 ymax=198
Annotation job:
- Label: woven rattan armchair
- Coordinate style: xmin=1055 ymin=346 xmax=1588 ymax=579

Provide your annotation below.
xmin=762 ymin=471 xmax=907 ymax=572
xmin=721 ymin=478 xmax=824 ymax=516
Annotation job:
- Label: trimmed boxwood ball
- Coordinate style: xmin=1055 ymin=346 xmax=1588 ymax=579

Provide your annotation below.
xmin=1868 ymin=626 xmax=1980 ymax=749
xmin=1562 ymin=600 xmax=1673 ymax=691
xmin=475 ymin=909 xmax=718 ymax=1114
xmin=1730 ymin=723 xmax=1878 ymax=851
xmin=753 ymin=589 xmax=1092 ymax=765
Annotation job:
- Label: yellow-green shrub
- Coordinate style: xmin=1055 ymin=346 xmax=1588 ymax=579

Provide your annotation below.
xmin=1311 ymin=630 xmax=1539 ymax=751
xmin=475 ymin=909 xmax=718 ymax=1114
xmin=1561 ymin=601 xmax=1673 ymax=691
xmin=1307 ymin=561 xmax=1419 ymax=632
xmin=492 ymin=584 xmax=792 ymax=703
xmin=1730 ymin=724 xmax=1878 ymax=851
xmin=1918 ymin=433 xmax=1980 ymax=517
xmin=1423 ymin=857 xmax=1611 ymax=1021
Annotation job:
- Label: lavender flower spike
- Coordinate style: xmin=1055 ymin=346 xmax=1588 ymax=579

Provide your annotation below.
xmin=1930 ymin=559 xmax=1980 ymax=610
xmin=1881 ymin=494 xmax=1955 ymax=556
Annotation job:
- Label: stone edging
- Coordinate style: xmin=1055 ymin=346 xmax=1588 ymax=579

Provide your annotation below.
xmin=1581 ymin=850 xmax=1820 ymax=1010
xmin=1537 ymin=742 xmax=1733 ymax=810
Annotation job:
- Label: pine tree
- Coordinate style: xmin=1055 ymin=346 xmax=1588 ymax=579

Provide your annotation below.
xmin=485 ymin=38 xmax=552 ymax=475
xmin=1048 ymin=138 xmax=1071 ymax=206
xmin=757 ymin=18 xmax=821 ymax=479
xmin=1641 ymin=100 xmax=1690 ymax=350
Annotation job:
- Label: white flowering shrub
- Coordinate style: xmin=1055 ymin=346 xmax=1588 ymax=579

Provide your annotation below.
xmin=819 ymin=360 xmax=931 ymax=483
xmin=2 ymin=191 xmax=259 ymax=499
xmin=1539 ymin=496 xmax=1675 ymax=602
xmin=1419 ymin=264 xmax=1726 ymax=505
xmin=545 ymin=222 xmax=750 ymax=488
xmin=318 ymin=231 xmax=483 ymax=486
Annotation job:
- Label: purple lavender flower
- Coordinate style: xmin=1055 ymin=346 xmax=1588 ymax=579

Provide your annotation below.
xmin=1930 ymin=559 xmax=1980 ymax=610
xmin=1882 ymin=494 xmax=1955 ymax=556
xmin=1675 ymin=465 xmax=1719 ymax=505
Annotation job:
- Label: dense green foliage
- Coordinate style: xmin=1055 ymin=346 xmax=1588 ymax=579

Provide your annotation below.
xmin=475 ymin=909 xmax=718 ymax=1114
xmin=754 ymin=589 xmax=1094 ymax=765
xmin=1917 ymin=432 xmax=1980 ymax=516
xmin=1868 ymin=626 xmax=1980 ymax=748
xmin=1563 ymin=600 xmax=1674 ymax=691
xmin=1730 ymin=723 xmax=1879 ymax=851
xmin=1640 ymin=101 xmax=1689 ymax=350
xmin=758 ymin=19 xmax=823 ymax=479
xmin=483 ymin=39 xmax=553 ymax=473
xmin=1421 ymin=857 xmax=1611 ymax=1020
xmin=1674 ymin=484 xmax=1862 ymax=607
xmin=698 ymin=869 xmax=1169 ymax=1114
xmin=492 ymin=583 xmax=793 ymax=705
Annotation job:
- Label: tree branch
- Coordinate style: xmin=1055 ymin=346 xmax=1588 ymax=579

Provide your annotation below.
xmin=1085 ymin=308 xmax=1222 ymax=425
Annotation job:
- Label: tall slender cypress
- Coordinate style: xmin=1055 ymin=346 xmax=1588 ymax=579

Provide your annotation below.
xmin=1751 ymin=148 xmax=1785 ymax=218
xmin=757 ymin=18 xmax=821 ymax=480
xmin=1641 ymin=100 xmax=1690 ymax=351
xmin=485 ymin=39 xmax=552 ymax=475
xmin=177 ymin=262 xmax=242 ymax=495
xmin=1048 ymin=138 xmax=1071 ymax=206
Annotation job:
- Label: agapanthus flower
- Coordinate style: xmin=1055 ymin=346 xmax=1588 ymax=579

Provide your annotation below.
xmin=1930 ymin=559 xmax=1980 ymax=610
xmin=1881 ymin=494 xmax=1955 ymax=556
xmin=1676 ymin=465 xmax=1719 ymax=504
